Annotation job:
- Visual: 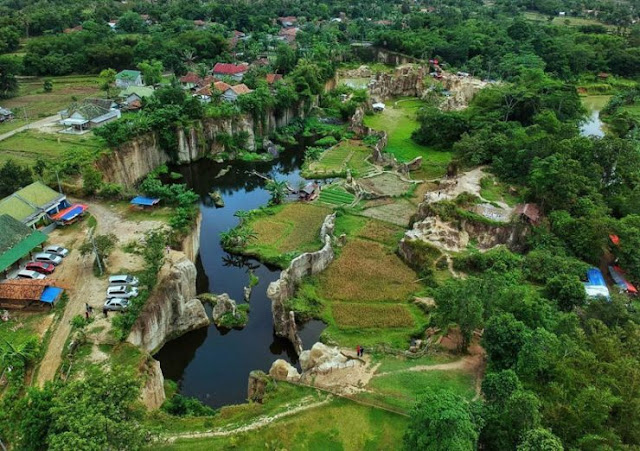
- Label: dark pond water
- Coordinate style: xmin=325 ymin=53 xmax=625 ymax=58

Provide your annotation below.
xmin=154 ymin=149 xmax=326 ymax=408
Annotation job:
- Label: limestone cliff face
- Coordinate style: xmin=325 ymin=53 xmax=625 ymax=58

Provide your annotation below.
xmin=267 ymin=214 xmax=336 ymax=355
xmin=97 ymin=100 xmax=313 ymax=188
xmin=369 ymin=64 xmax=427 ymax=102
xmin=96 ymin=133 xmax=170 ymax=187
xmin=180 ymin=211 xmax=201 ymax=263
xmin=127 ymin=255 xmax=209 ymax=354
xmin=140 ymin=358 xmax=166 ymax=410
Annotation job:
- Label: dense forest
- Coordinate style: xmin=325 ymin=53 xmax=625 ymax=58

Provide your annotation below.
xmin=0 ymin=0 xmax=639 ymax=448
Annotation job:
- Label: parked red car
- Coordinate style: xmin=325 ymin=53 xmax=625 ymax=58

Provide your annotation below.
xmin=25 ymin=261 xmax=55 ymax=275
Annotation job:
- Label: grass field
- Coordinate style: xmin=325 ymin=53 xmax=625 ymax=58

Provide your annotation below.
xmin=318 ymin=186 xmax=356 ymax=206
xmin=317 ymin=238 xmax=419 ymax=303
xmin=157 ymin=397 xmax=408 ymax=450
xmin=304 ymin=139 xmax=374 ymax=178
xmin=523 ymin=11 xmax=613 ymax=28
xmin=479 ymin=175 xmax=520 ymax=207
xmin=0 ymin=129 xmax=107 ymax=166
xmin=0 ymin=75 xmax=101 ymax=120
xmin=357 ymin=369 xmax=476 ymax=412
xmin=291 ymin=215 xmax=428 ymax=348
xmin=242 ymin=203 xmax=330 ymax=267
xmin=363 ymin=98 xmax=452 ymax=179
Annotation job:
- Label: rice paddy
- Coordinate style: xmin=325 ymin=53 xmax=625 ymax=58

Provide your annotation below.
xmin=331 ymin=303 xmax=415 ymax=328
xmin=304 ymin=139 xmax=374 ymax=178
xmin=318 ymin=187 xmax=356 ymax=206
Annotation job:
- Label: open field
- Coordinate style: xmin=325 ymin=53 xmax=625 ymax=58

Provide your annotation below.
xmin=0 ymin=129 xmax=107 ymax=166
xmin=331 ymin=303 xmax=415 ymax=328
xmin=363 ymin=98 xmax=453 ymax=179
xmin=523 ymin=11 xmax=614 ymax=28
xmin=0 ymin=75 xmax=102 ymax=120
xmin=157 ymin=397 xmax=408 ymax=450
xmin=358 ymin=172 xmax=413 ymax=197
xmin=243 ymin=203 xmax=330 ymax=266
xmin=479 ymin=175 xmax=520 ymax=207
xmin=304 ymin=139 xmax=374 ymax=178
xmin=360 ymin=198 xmax=416 ymax=226
xmin=317 ymin=238 xmax=419 ymax=303
xmin=357 ymin=369 xmax=476 ymax=412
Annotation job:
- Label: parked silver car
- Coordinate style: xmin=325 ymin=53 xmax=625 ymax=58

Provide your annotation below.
xmin=16 ymin=269 xmax=46 ymax=280
xmin=34 ymin=252 xmax=63 ymax=266
xmin=43 ymin=245 xmax=69 ymax=258
xmin=106 ymin=285 xmax=139 ymax=299
xmin=103 ymin=298 xmax=129 ymax=311
xmin=108 ymin=274 xmax=139 ymax=287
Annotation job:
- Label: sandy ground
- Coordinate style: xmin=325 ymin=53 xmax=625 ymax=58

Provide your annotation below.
xmin=36 ymin=201 xmax=163 ymax=386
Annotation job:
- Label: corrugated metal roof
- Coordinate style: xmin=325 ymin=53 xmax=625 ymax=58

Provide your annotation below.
xmin=0 ymin=217 xmax=47 ymax=273
xmin=0 ymin=279 xmax=48 ymax=301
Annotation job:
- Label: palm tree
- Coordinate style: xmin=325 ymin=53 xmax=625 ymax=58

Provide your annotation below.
xmin=0 ymin=337 xmax=39 ymax=373
xmin=181 ymin=49 xmax=197 ymax=68
xmin=266 ymin=179 xmax=288 ymax=205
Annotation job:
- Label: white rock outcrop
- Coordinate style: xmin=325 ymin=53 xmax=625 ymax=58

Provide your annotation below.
xmin=269 ymin=359 xmax=301 ymax=381
xmin=299 ymin=342 xmax=348 ymax=372
xmin=127 ymin=256 xmax=209 ymax=353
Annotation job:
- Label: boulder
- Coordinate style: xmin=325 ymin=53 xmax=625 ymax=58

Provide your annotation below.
xmin=243 ymin=286 xmax=252 ymax=302
xmin=247 ymin=370 xmax=270 ymax=403
xmin=269 ymin=359 xmax=301 ymax=381
xmin=209 ymin=293 xmax=238 ymax=323
xmin=299 ymin=342 xmax=348 ymax=372
xmin=407 ymin=156 xmax=423 ymax=171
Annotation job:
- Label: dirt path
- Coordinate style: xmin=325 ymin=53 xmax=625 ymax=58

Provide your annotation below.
xmin=163 ymin=397 xmax=332 ymax=442
xmin=0 ymin=114 xmax=59 ymax=141
xmin=36 ymin=202 xmax=163 ymax=386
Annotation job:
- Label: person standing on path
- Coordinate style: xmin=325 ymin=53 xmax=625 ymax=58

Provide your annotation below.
xmin=356 ymin=345 xmax=361 ymax=357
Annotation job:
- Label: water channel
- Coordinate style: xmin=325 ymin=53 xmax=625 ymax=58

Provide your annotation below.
xmin=154 ymin=148 xmax=325 ymax=408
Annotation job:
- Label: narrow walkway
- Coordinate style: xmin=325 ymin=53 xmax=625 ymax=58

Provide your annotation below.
xmin=163 ymin=398 xmax=332 ymax=442
xmin=0 ymin=114 xmax=59 ymax=141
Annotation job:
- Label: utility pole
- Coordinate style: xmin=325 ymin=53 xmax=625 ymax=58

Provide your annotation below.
xmin=55 ymin=170 xmax=62 ymax=194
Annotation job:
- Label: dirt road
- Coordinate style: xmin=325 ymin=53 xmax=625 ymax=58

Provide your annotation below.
xmin=0 ymin=114 xmax=60 ymax=141
xmin=36 ymin=202 xmax=163 ymax=387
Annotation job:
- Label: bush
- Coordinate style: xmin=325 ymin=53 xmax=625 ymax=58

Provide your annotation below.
xmin=162 ymin=394 xmax=216 ymax=417
xmin=314 ymin=136 xmax=338 ymax=147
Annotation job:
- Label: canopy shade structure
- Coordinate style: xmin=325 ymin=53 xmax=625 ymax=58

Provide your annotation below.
xmin=608 ymin=265 xmax=637 ymax=294
xmin=51 ymin=204 xmax=87 ymax=222
xmin=40 ymin=286 xmax=63 ymax=304
xmin=130 ymin=196 xmax=160 ymax=207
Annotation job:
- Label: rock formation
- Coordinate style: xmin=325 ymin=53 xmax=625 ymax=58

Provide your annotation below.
xmin=299 ymin=342 xmax=348 ymax=372
xmin=127 ymin=256 xmax=209 ymax=353
xmin=267 ymin=214 xmax=337 ymax=355
xmin=247 ymin=370 xmax=270 ymax=403
xmin=269 ymin=359 xmax=301 ymax=381
xmin=139 ymin=358 xmax=166 ymax=410
xmin=369 ymin=64 xmax=427 ymax=101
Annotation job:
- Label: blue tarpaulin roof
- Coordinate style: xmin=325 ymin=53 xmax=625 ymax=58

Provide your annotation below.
xmin=587 ymin=268 xmax=607 ymax=287
xmin=40 ymin=286 xmax=63 ymax=304
xmin=130 ymin=196 xmax=160 ymax=206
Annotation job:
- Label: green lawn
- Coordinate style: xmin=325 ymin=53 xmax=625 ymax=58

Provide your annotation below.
xmin=1 ymin=75 xmax=101 ymax=119
xmin=479 ymin=175 xmax=521 ymax=207
xmin=0 ymin=118 xmax=29 ymax=135
xmin=156 ymin=398 xmax=408 ymax=450
xmin=357 ymin=369 xmax=476 ymax=412
xmin=0 ymin=130 xmax=107 ymax=166
xmin=363 ymin=98 xmax=452 ymax=179
xmin=241 ymin=203 xmax=330 ymax=267
xmin=523 ymin=11 xmax=613 ymax=29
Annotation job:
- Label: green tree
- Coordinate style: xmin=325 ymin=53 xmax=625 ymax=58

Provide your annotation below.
xmin=266 ymin=179 xmax=287 ymax=205
xmin=79 ymin=233 xmax=117 ymax=270
xmin=117 ymin=12 xmax=144 ymax=33
xmin=42 ymin=79 xmax=52 ymax=93
xmin=544 ymin=274 xmax=586 ymax=312
xmin=404 ymin=389 xmax=479 ymax=451
xmin=483 ymin=313 xmax=530 ymax=370
xmin=434 ymin=279 xmax=484 ymax=352
xmin=137 ymin=60 xmax=164 ymax=86
xmin=274 ymin=43 xmax=297 ymax=74
xmin=82 ymin=166 xmax=103 ymax=195
xmin=0 ymin=56 xmax=19 ymax=99
xmin=517 ymin=428 xmax=564 ymax=451
xmin=98 ymin=68 xmax=117 ymax=98
xmin=0 ymin=160 xmax=32 ymax=198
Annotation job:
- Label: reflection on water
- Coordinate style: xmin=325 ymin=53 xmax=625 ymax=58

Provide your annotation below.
xmin=580 ymin=95 xmax=610 ymax=137
xmin=155 ymin=150 xmax=326 ymax=408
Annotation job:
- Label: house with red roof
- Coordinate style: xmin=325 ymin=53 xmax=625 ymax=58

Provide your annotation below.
xmin=278 ymin=27 xmax=299 ymax=44
xmin=179 ymin=72 xmax=203 ymax=90
xmin=278 ymin=16 xmax=298 ymax=27
xmin=212 ymin=63 xmax=249 ymax=81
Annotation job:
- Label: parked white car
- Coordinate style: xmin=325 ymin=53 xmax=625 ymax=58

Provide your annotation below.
xmin=34 ymin=252 xmax=63 ymax=266
xmin=44 ymin=245 xmax=69 ymax=258
xmin=108 ymin=274 xmax=139 ymax=287
xmin=106 ymin=285 xmax=139 ymax=299
xmin=16 ymin=269 xmax=46 ymax=280
xmin=104 ymin=298 xmax=129 ymax=311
